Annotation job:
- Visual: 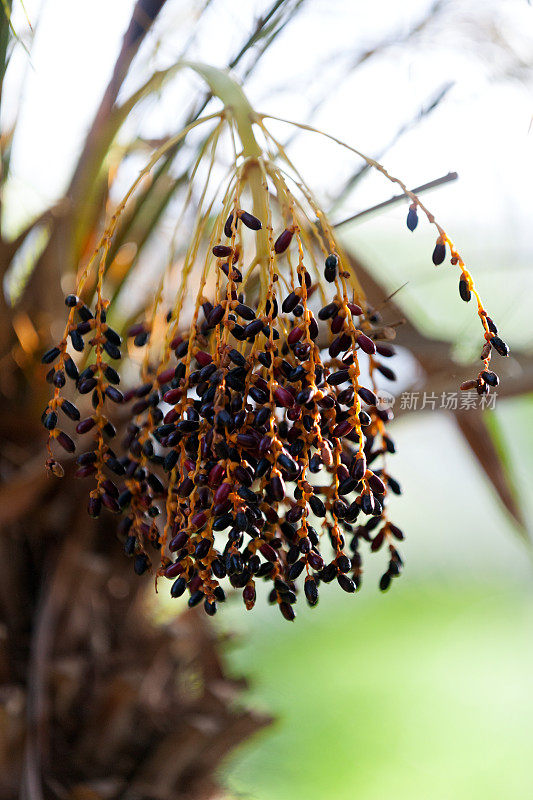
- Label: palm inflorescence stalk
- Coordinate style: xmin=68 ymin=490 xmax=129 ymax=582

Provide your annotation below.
xmin=41 ymin=65 xmax=509 ymax=620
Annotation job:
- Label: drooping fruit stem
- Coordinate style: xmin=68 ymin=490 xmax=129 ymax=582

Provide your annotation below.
xmin=182 ymin=62 xmax=270 ymax=283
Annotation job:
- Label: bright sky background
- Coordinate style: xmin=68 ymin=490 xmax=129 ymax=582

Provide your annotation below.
xmin=5 ymin=0 xmax=533 ymax=237
xmin=6 ymin=10 xmax=533 ymax=796
xmin=6 ymin=0 xmax=531 ymax=362
xmin=4 ymin=0 xmax=533 ymax=571
xmin=2 ymin=10 xmax=532 ymax=800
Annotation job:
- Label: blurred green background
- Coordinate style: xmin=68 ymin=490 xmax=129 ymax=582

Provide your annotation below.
xmin=223 ymin=582 xmax=533 ymax=800
xmin=6 ymin=1 xmax=533 ymax=797
xmin=214 ymin=173 xmax=533 ymax=799
xmin=219 ymin=395 xmax=533 ymax=800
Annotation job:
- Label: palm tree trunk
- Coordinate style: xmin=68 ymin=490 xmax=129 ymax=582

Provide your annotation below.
xmin=0 ymin=462 xmax=268 ymax=799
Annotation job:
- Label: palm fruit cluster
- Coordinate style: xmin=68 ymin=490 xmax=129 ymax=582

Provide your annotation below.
xmin=41 ymin=103 xmax=508 ymax=620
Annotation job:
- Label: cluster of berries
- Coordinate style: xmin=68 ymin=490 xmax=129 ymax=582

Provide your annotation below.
xmin=42 ymin=200 xmax=406 ymax=619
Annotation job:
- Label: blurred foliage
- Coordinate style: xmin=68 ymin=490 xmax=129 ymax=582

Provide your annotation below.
xmin=223 ymin=580 xmax=533 ymax=800
xmin=1 ymin=1 xmax=530 ymax=536
xmin=0 ymin=1 xmax=531 ymax=798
